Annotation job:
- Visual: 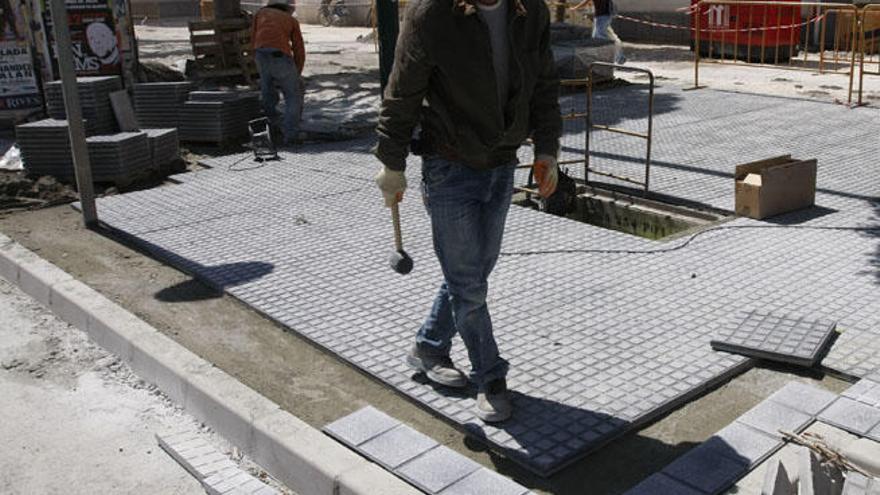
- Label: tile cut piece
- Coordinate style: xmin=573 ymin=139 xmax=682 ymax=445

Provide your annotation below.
xmin=711 ymin=310 xmax=837 ymax=367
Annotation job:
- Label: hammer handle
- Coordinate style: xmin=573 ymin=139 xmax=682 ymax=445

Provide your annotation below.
xmin=391 ymin=202 xmax=403 ymax=252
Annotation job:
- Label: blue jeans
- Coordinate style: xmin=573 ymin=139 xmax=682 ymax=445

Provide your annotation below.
xmin=255 ymin=48 xmax=303 ymax=143
xmin=416 ymin=157 xmax=515 ymax=389
xmin=593 ymin=15 xmax=626 ymax=64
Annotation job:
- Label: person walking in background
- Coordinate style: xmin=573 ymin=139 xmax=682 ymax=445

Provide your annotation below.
xmin=570 ymin=0 xmax=626 ymax=64
xmin=251 ymin=0 xmax=305 ymax=146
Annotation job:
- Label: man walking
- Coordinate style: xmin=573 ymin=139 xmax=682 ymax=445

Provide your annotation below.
xmin=251 ymin=0 xmax=305 ymax=146
xmin=374 ymin=0 xmax=561 ymax=422
xmin=571 ymin=0 xmax=626 ymax=64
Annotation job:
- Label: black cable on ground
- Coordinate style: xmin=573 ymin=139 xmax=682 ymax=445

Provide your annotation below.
xmin=499 ymin=224 xmax=880 ymax=257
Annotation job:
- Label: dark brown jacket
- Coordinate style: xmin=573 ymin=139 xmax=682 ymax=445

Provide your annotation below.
xmin=375 ymin=0 xmax=561 ymax=171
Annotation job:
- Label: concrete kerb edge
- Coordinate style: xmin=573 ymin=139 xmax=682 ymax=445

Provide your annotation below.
xmin=0 ymin=232 xmax=421 ymax=495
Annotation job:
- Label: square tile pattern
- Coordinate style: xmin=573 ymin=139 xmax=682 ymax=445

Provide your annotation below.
xmin=711 ymin=310 xmax=837 ymax=367
xmin=324 ymin=407 xmax=529 ymax=494
xmin=89 ymin=86 xmax=880 ymax=475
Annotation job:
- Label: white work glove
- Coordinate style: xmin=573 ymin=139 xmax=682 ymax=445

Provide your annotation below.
xmin=533 ymin=155 xmax=558 ymax=198
xmin=375 ymin=166 xmax=407 ymax=207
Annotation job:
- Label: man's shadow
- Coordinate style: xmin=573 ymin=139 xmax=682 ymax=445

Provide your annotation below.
xmin=410 ymin=372 xmax=749 ymax=494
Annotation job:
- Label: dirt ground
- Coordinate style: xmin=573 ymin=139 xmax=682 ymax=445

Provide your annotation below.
xmin=0 ymin=275 xmax=292 ymax=494
xmin=0 ymin=205 xmax=851 ymax=494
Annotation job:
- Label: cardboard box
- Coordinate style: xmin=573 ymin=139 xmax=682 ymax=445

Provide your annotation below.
xmin=734 ymin=155 xmax=817 ymax=220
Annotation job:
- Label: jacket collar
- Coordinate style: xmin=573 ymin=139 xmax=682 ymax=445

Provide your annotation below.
xmin=453 ymin=0 xmax=526 ymax=18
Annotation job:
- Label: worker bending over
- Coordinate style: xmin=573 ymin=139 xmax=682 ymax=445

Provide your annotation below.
xmin=251 ymin=0 xmax=305 ymax=146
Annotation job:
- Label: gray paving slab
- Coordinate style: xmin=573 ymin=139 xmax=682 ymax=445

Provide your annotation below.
xmin=661 ymin=442 xmax=749 ymax=494
xmin=88 ymin=86 xmax=880 ymax=476
xmin=396 ymin=446 xmax=482 ymax=494
xmin=842 ymin=380 xmax=880 ymax=409
xmin=767 ymin=381 xmax=839 ymax=416
xmin=710 ymin=311 xmax=837 ymax=367
xmin=438 ymin=468 xmax=530 ymax=495
xmin=761 ymin=459 xmax=796 ymax=495
xmin=358 ymin=424 xmax=439 ymax=470
xmin=817 ymin=397 xmax=880 ymax=436
xmin=323 ymin=406 xmax=400 ymax=447
xmin=624 ymin=473 xmax=705 ymax=495
xmin=708 ymin=422 xmax=782 ymax=467
xmin=737 ymin=399 xmax=814 ymax=439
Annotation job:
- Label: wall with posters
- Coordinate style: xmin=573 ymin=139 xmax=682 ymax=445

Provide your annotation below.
xmin=0 ymin=0 xmax=43 ymax=116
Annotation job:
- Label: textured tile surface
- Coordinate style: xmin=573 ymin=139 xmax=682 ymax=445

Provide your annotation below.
xmin=737 ymin=400 xmax=814 ymax=439
xmin=359 ymin=424 xmax=439 ymax=469
xmin=396 ymin=446 xmax=481 ymax=493
xmin=439 ymin=468 xmax=530 ymax=495
xmin=711 ymin=311 xmax=837 ymax=367
xmin=624 ymin=473 xmax=705 ymax=495
xmin=818 ymin=397 xmax=880 ymax=435
xmin=768 ymin=381 xmax=839 ymax=416
xmin=661 ymin=442 xmax=749 ymax=494
xmin=323 ymin=406 xmax=399 ymax=447
xmin=90 ymin=86 xmax=880 ymax=475
xmin=325 ymin=407 xmax=529 ymax=494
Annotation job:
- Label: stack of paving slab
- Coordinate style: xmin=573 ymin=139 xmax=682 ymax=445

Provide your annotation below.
xmin=143 ymin=128 xmax=180 ymax=168
xmin=133 ymin=82 xmax=194 ymax=129
xmin=85 ymin=132 xmax=152 ymax=184
xmin=178 ymin=90 xmax=262 ymax=145
xmin=15 ymin=119 xmax=75 ymax=177
xmin=45 ymin=76 xmax=121 ymax=135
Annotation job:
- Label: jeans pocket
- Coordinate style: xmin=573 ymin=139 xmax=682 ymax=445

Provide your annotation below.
xmin=421 ymin=158 xmax=453 ymax=188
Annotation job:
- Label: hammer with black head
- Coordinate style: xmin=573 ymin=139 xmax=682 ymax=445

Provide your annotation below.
xmin=388 ymin=202 xmax=413 ymax=275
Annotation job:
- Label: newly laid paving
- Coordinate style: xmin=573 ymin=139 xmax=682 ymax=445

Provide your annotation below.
xmin=626 ymin=379 xmax=878 ymax=495
xmin=325 ymin=406 xmax=530 ymax=495
xmin=90 ymin=86 xmax=880 ymax=475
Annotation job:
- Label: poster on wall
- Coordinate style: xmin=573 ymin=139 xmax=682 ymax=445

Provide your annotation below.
xmin=43 ymin=0 xmax=123 ymax=76
xmin=0 ymin=0 xmax=42 ymax=112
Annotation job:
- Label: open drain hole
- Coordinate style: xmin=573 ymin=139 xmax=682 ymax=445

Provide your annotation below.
xmin=513 ymin=185 xmax=733 ymax=240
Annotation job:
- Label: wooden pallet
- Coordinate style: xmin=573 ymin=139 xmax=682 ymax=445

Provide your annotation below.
xmin=188 ymin=18 xmax=258 ymax=85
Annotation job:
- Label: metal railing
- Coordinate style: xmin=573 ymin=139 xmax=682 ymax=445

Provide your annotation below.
xmin=859 ymin=4 xmax=880 ymax=106
xmin=693 ymin=0 xmax=861 ymax=105
xmin=586 ymin=63 xmax=655 ymax=195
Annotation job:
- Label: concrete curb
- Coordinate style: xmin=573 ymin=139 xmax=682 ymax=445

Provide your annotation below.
xmin=0 ymin=232 xmax=421 ymax=495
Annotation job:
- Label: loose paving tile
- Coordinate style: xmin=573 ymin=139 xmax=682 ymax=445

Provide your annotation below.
xmin=326 ymin=407 xmax=530 ymax=494
xmin=708 ymin=422 xmax=783 ymax=467
xmin=660 ymin=442 xmax=749 ymax=494
xmin=323 ymin=406 xmax=400 ymax=447
xmin=737 ymin=399 xmax=814 ymax=439
xmin=358 ymin=424 xmax=439 ymax=470
xmin=624 ymin=473 xmax=705 ymax=495
xmin=396 ymin=446 xmax=481 ymax=494
xmin=89 ymin=86 xmax=880 ymax=475
xmin=710 ymin=310 xmax=837 ymax=367
xmin=767 ymin=381 xmax=838 ymax=416
xmin=818 ymin=398 xmax=880 ymax=436
xmin=439 ymin=468 xmax=530 ymax=495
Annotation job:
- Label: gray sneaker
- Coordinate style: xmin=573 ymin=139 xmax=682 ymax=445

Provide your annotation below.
xmin=476 ymin=378 xmax=512 ymax=423
xmin=406 ymin=345 xmax=467 ymax=388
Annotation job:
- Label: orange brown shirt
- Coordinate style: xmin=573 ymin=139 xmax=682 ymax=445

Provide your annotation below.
xmin=251 ymin=7 xmax=306 ymax=73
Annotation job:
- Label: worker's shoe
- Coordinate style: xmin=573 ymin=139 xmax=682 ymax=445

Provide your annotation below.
xmin=476 ymin=378 xmax=512 ymax=423
xmin=406 ymin=345 xmax=467 ymax=389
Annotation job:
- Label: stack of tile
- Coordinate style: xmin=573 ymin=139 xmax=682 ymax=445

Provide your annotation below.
xmin=178 ymin=91 xmax=262 ymax=144
xmin=85 ymin=132 xmax=152 ymax=183
xmin=15 ymin=119 xmax=74 ymax=178
xmin=133 ymin=82 xmax=194 ymax=129
xmin=45 ymin=76 xmax=122 ymax=135
xmin=143 ymin=128 xmax=180 ymax=168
